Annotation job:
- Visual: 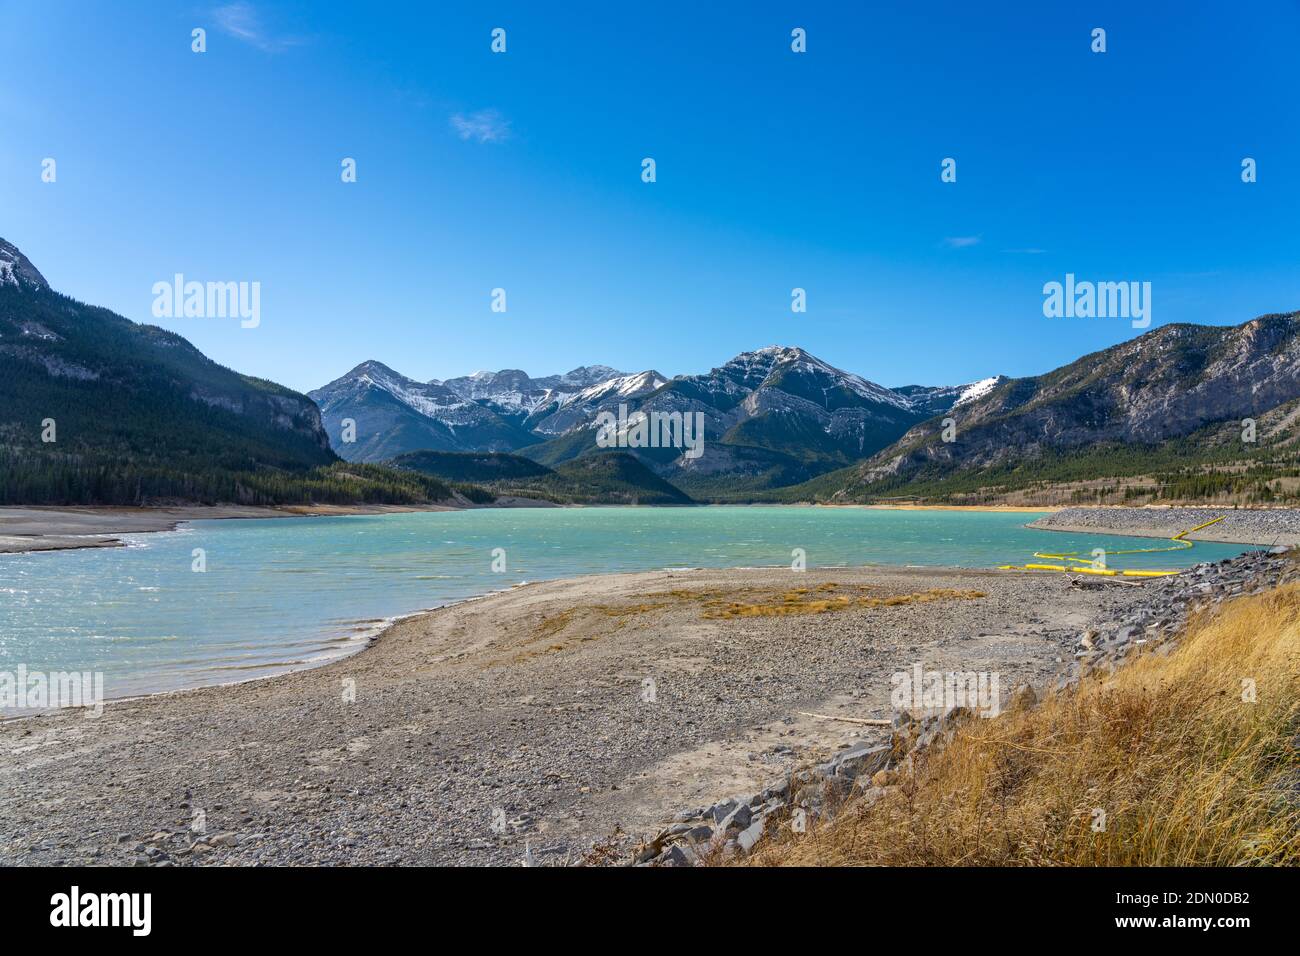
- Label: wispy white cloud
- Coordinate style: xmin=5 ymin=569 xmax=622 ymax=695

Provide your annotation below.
xmin=942 ymin=235 xmax=981 ymax=249
xmin=450 ymin=109 xmax=511 ymax=144
xmin=212 ymin=2 xmax=305 ymax=52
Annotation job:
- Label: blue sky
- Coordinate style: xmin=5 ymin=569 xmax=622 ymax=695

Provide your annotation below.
xmin=2 ymin=1 xmax=1297 ymax=393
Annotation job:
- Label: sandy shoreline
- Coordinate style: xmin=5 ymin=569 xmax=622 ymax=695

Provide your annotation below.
xmin=0 ymin=503 xmax=463 ymax=554
xmin=0 ymin=563 xmax=1147 ymax=866
xmin=0 ymin=497 xmax=568 ymax=555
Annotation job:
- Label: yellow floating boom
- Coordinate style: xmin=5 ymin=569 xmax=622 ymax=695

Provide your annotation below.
xmin=1001 ymin=515 xmax=1226 ymax=578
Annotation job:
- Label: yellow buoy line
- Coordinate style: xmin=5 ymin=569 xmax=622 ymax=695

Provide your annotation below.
xmin=999 ymin=515 xmax=1226 ymax=578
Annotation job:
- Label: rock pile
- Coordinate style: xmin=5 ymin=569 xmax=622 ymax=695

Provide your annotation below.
xmin=1067 ymin=548 xmax=1297 ymax=682
xmin=1028 ymin=508 xmax=1300 ymax=545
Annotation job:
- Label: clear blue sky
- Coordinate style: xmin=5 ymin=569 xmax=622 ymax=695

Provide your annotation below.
xmin=2 ymin=1 xmax=1297 ymax=393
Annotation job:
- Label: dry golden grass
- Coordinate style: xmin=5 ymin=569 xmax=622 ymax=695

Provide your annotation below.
xmin=510 ymin=585 xmax=988 ymax=664
xmin=701 ymin=587 xmax=986 ymax=620
xmin=747 ymin=584 xmax=1300 ymax=866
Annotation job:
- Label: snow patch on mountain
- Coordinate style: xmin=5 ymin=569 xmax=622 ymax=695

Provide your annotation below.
xmin=953 ymin=376 xmax=1006 ymax=407
xmin=558 ymin=370 xmax=668 ymax=408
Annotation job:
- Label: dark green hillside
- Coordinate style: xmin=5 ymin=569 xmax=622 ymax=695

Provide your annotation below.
xmin=670 ymin=444 xmax=815 ymax=501
xmin=392 ymin=445 xmax=692 ymax=505
xmin=0 ymin=240 xmax=479 ymax=507
xmin=546 ymin=453 xmax=692 ymax=504
xmin=0 ymin=290 xmax=332 ymax=503
xmin=516 ymin=429 xmax=602 ymax=468
xmin=722 ymin=413 xmax=893 ymax=468
xmin=197 ymin=461 xmax=486 ymax=507
xmin=391 ymin=450 xmax=552 ymax=482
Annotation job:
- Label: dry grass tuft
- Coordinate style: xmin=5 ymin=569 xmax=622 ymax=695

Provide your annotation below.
xmin=747 ymin=584 xmax=1300 ymax=866
xmin=534 ymin=608 xmax=578 ymax=640
xmin=511 ymin=603 xmax=673 ymax=663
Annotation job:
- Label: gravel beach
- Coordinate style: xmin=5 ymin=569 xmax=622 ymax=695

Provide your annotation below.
xmin=0 ymin=564 xmax=1153 ymax=866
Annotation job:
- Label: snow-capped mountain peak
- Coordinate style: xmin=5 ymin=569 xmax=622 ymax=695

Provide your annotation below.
xmin=720 ymin=345 xmax=914 ymax=410
xmin=332 ymin=361 xmax=479 ymax=419
xmin=437 ymin=365 xmax=634 ymax=416
xmin=557 ymin=365 xmax=623 ymax=387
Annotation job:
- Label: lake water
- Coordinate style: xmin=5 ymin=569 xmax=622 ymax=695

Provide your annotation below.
xmin=0 ymin=507 xmax=1249 ymax=700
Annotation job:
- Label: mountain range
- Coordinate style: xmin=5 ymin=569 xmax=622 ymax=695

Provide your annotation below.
xmin=2 ymin=236 xmax=1297 ymax=507
xmin=310 ymin=349 xmax=1002 ymax=496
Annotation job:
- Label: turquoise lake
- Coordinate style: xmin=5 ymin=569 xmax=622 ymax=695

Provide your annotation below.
xmin=0 ymin=507 xmax=1249 ymax=700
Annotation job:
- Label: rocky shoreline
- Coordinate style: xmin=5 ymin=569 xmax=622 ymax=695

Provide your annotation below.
xmin=1067 ymin=547 xmax=1297 ymax=676
xmin=629 ymin=546 xmax=1296 ymax=866
xmin=1027 ymin=506 xmax=1300 ymax=546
